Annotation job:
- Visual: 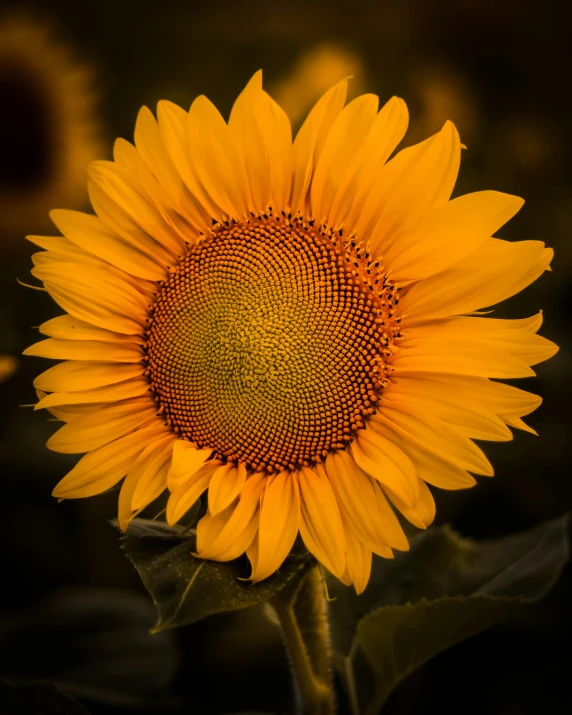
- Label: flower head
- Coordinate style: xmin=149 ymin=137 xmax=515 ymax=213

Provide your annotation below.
xmin=26 ymin=71 xmax=557 ymax=593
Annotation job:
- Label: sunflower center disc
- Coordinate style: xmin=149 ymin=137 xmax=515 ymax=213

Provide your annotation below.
xmin=146 ymin=215 xmax=399 ymax=472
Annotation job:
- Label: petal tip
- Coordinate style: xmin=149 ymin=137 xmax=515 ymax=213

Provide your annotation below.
xmin=250 ymin=69 xmax=263 ymax=89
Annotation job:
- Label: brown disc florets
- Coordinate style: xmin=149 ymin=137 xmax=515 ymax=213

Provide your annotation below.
xmin=144 ymin=212 xmax=401 ymax=472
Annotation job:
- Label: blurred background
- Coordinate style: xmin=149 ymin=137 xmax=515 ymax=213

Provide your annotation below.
xmin=0 ymin=0 xmax=570 ymax=713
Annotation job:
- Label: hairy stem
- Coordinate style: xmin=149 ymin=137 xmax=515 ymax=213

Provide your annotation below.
xmin=271 ymin=566 xmax=334 ymax=715
xmin=345 ymin=643 xmax=361 ymax=715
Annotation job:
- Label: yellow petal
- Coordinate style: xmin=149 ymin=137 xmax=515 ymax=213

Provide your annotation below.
xmin=31 ymin=262 xmax=148 ymax=334
xmin=372 ymin=416 xmax=477 ymax=490
xmin=298 ymin=465 xmax=346 ymax=579
xmin=375 ymin=403 xmax=493 ymax=476
xmin=383 ymin=479 xmax=436 ymax=530
xmin=229 ymin=72 xmax=267 ymax=212
xmin=392 ymin=339 xmax=535 ymax=379
xmin=311 ymin=94 xmax=379 ymax=222
xmin=326 ymin=450 xmax=409 ymax=552
xmin=156 ymin=99 xmax=224 ymax=220
xmin=187 ymin=95 xmax=251 ymax=218
xmin=24 ymin=338 xmax=142 ymax=362
xmin=506 ymin=416 xmax=538 ymax=435
xmin=47 ymin=397 xmax=157 ymax=454
xmin=166 ymin=440 xmax=213 ymax=490
xmin=134 ymin=106 xmax=211 ymax=233
xmin=245 ymin=535 xmax=259 ymax=579
xmin=229 ymin=71 xmax=292 ymax=213
xmin=49 ymin=209 xmax=167 ymax=281
xmin=89 ymin=161 xmax=183 ymax=259
xmin=30 ymin=249 xmax=155 ymax=299
xmin=403 ymin=317 xmax=558 ymax=368
xmin=131 ymin=437 xmax=176 ymax=511
xmin=404 ymin=312 xmax=545 ymax=341
xmin=207 ymin=462 xmax=247 ymax=515
xmin=112 ymin=138 xmax=198 ymax=248
xmin=118 ymin=466 xmax=140 ymax=531
xmin=34 ymin=361 xmax=145 ymax=392
xmin=39 ymin=315 xmax=141 ymax=343
xmin=28 ymin=234 xmax=88 ymax=255
xmin=52 ymin=423 xmax=169 ymax=499
xmin=427 ymin=376 xmax=542 ymax=420
xmin=351 ymin=426 xmax=418 ymax=506
xmin=38 ymin=394 xmax=105 ymax=422
xmin=328 ymin=95 xmax=409 ymax=228
xmin=404 ymin=375 xmax=542 ymax=437
xmin=87 ymin=176 xmax=174 ymax=265
xmin=401 ymin=238 xmax=552 ymax=321
xmin=382 ymin=190 xmax=524 ymax=283
xmin=249 ymin=470 xmax=300 ymax=583
xmin=383 ymin=379 xmax=512 ymax=443
xmin=259 ymin=92 xmax=292 ymax=212
xmin=372 ymin=406 xmax=489 ymax=479
xmin=354 ymin=121 xmax=460 ymax=248
xmin=290 ymin=80 xmax=347 ymax=213
xmin=35 ymin=378 xmax=149 ymax=409
xmin=166 ymin=462 xmax=219 ymax=525
xmin=31 ymin=249 xmax=99 ymax=271
xmin=196 ymin=473 xmax=265 ymax=561
xmin=343 ymin=527 xmax=373 ymax=595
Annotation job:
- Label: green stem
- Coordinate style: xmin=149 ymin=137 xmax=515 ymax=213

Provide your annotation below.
xmin=271 ymin=566 xmax=334 ymax=715
xmin=345 ymin=643 xmax=361 ymax=715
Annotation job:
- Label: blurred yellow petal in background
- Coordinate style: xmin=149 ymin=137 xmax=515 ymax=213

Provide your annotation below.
xmin=271 ymin=42 xmax=365 ymax=128
xmin=0 ymin=355 xmax=16 ymax=384
xmin=408 ymin=63 xmax=479 ymax=145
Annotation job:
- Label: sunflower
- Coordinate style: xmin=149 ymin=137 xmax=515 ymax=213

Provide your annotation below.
xmin=25 ymin=71 xmax=557 ymax=594
xmin=0 ymin=14 xmax=103 ymax=234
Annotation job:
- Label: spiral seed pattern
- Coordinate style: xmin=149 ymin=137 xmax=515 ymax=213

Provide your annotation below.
xmin=144 ymin=213 xmax=400 ymax=472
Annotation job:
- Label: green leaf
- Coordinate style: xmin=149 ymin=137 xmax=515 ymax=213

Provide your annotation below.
xmin=117 ymin=518 xmax=315 ymax=631
xmin=329 ymin=514 xmax=569 ymax=714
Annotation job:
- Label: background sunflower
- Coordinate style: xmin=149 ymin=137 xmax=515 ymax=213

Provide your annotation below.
xmin=0 ymin=1 xmax=571 ymax=714
xmin=0 ymin=12 xmax=105 ymax=237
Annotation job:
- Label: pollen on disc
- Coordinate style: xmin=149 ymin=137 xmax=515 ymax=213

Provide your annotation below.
xmin=145 ymin=214 xmax=400 ymax=472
